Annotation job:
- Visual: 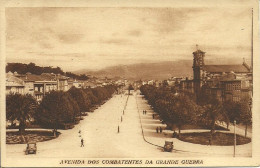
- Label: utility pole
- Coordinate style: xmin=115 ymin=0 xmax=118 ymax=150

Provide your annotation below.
xmin=251 ymin=8 xmax=253 ymax=72
xmin=251 ymin=8 xmax=254 ymax=97
xmin=233 ymin=120 xmax=236 ymax=157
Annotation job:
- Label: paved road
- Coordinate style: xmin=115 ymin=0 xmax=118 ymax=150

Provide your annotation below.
xmin=136 ymin=93 xmax=252 ymax=157
xmin=5 ymin=92 xmax=251 ymax=159
xmin=6 ymin=94 xmax=173 ymax=158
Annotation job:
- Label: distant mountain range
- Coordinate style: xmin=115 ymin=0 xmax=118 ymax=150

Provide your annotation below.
xmin=74 ymin=60 xmax=193 ymax=81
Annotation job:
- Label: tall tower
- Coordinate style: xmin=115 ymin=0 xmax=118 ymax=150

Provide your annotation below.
xmin=192 ymin=44 xmax=205 ymax=100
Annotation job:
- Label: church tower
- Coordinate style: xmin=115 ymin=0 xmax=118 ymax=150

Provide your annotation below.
xmin=192 ymin=45 xmax=205 ymax=100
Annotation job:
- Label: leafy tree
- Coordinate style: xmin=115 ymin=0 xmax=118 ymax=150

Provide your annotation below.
xmin=68 ymin=87 xmax=91 ymax=113
xmin=37 ymin=91 xmax=80 ymax=130
xmin=128 ymin=84 xmax=134 ymax=94
xmin=83 ymin=88 xmax=99 ymax=106
xmin=201 ymin=98 xmax=229 ymax=136
xmin=6 ymin=94 xmax=37 ymax=134
xmin=170 ymin=94 xmax=202 ymax=134
xmin=223 ymin=101 xmax=240 ymax=128
xmin=140 ymin=84 xmax=202 ymax=135
xmin=240 ymin=97 xmax=252 ymax=137
xmin=162 ymin=80 xmax=169 ymax=87
xmin=92 ymin=87 xmax=108 ymax=103
xmin=6 ymin=62 xmax=87 ymax=80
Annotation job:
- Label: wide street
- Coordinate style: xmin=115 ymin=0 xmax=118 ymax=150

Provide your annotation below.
xmin=6 ymin=92 xmax=251 ymax=158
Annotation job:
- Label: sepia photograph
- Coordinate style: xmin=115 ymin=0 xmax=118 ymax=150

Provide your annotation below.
xmin=0 ymin=0 xmax=259 ymax=167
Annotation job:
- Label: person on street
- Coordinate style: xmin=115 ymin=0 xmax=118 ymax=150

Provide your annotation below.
xmin=208 ymin=135 xmax=212 ymax=145
xmin=152 ymin=114 xmax=154 ymax=119
xmin=81 ymin=138 xmax=84 ymax=147
xmin=160 ymin=127 xmax=162 ymax=133
xmin=173 ymin=130 xmax=178 ymax=138
xmin=156 ymin=127 xmax=159 ymax=133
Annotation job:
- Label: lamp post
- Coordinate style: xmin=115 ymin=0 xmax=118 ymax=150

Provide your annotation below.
xmin=233 ymin=120 xmax=236 ymax=157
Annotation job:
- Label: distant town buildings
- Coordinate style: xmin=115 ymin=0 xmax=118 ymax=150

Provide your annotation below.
xmin=6 ymin=71 xmax=124 ymax=102
xmin=138 ymin=46 xmax=252 ymax=103
xmin=181 ymin=47 xmax=252 ymax=102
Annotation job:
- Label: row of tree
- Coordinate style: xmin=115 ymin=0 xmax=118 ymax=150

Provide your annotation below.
xmin=140 ymin=84 xmax=252 ymax=137
xmin=6 ymin=85 xmax=117 ymax=134
xmin=6 ymin=62 xmax=89 ymax=80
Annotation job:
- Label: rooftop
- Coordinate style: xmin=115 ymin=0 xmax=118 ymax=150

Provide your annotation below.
xmin=202 ymin=64 xmax=250 ymax=73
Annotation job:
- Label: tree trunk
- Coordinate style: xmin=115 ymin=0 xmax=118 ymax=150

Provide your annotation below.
xmin=19 ymin=121 xmax=26 ymax=135
xmin=178 ymin=125 xmax=181 ymax=137
xmin=227 ymin=122 xmax=229 ymax=129
xmin=53 ymin=122 xmax=58 ymax=137
xmin=80 ymin=111 xmax=82 ymax=120
xmin=245 ymin=124 xmax=247 ymax=138
xmin=211 ymin=119 xmax=215 ymax=136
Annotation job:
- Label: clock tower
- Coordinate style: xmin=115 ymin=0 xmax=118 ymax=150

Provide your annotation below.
xmin=192 ymin=45 xmax=205 ymax=100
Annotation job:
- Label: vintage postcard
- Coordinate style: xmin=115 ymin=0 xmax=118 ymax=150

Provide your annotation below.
xmin=0 ymin=0 xmax=259 ymax=167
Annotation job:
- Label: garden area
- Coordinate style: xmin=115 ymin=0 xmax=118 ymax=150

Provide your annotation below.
xmin=140 ymin=84 xmax=252 ymax=146
xmin=178 ymin=132 xmax=251 ymax=146
xmin=6 ymin=130 xmax=60 ymax=144
xmin=6 ymin=85 xmax=118 ymax=144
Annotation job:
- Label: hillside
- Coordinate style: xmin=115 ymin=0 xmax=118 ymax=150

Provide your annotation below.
xmin=75 ymin=60 xmax=193 ymax=81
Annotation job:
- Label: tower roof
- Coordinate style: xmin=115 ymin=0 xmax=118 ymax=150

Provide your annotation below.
xmin=193 ymin=49 xmax=206 ymax=54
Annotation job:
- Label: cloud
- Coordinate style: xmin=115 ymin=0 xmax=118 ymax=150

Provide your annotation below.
xmin=5 ymin=7 xmax=253 ymax=71
xmin=204 ymin=45 xmax=251 ymax=52
xmin=140 ymin=8 xmax=206 ymax=34
xmin=127 ymin=30 xmax=142 ymax=37
xmin=100 ymin=38 xmax=131 ymax=45
xmin=57 ymin=34 xmax=84 ymax=44
xmin=27 ymin=52 xmax=86 ymax=58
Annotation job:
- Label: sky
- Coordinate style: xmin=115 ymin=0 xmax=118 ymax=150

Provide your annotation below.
xmin=6 ymin=6 xmax=254 ymax=71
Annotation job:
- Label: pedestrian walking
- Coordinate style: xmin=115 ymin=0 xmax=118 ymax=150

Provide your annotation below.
xmin=118 ymin=125 xmax=120 ymax=133
xmin=156 ymin=127 xmax=159 ymax=133
xmin=208 ymin=135 xmax=212 ymax=145
xmin=160 ymin=127 xmax=162 ymax=133
xmin=81 ymin=138 xmax=84 ymax=147
xmin=173 ymin=130 xmax=179 ymax=138
xmin=152 ymin=114 xmax=154 ymax=119
xmin=143 ymin=110 xmax=144 ymax=115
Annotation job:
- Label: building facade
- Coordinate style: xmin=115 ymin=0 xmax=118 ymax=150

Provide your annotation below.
xmin=6 ymin=72 xmax=70 ymax=102
xmin=180 ymin=47 xmax=252 ymax=103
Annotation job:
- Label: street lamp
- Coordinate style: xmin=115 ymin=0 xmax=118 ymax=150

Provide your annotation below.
xmin=233 ymin=120 xmax=236 ymax=157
